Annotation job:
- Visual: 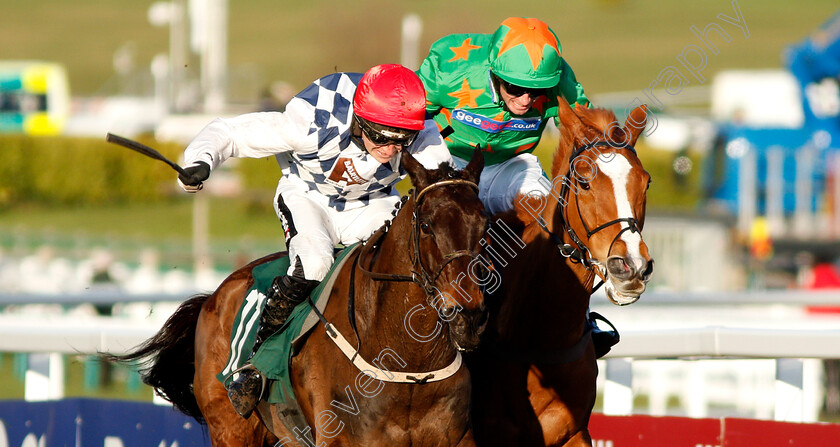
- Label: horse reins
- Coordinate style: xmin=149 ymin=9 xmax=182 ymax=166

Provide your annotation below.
xmin=536 ymin=141 xmax=642 ymax=291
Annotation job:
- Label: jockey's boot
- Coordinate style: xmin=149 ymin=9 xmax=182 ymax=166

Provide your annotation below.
xmin=588 ymin=311 xmax=620 ymax=359
xmin=227 ymin=274 xmax=318 ymax=418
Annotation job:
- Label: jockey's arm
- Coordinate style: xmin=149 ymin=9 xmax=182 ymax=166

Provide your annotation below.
xmin=406 ymin=121 xmax=454 ymax=170
xmin=183 ymin=109 xmax=308 ymax=171
xmin=558 ymin=58 xmax=590 ymax=108
xmin=416 ymin=49 xmax=444 ymax=117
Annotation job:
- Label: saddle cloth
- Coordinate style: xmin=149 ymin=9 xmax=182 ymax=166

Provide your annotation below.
xmin=217 ymin=243 xmax=360 ymax=429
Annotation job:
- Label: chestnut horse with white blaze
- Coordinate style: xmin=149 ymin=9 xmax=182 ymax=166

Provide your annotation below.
xmin=107 ymin=149 xmax=489 ymax=447
xmin=470 ymin=102 xmax=654 ymax=446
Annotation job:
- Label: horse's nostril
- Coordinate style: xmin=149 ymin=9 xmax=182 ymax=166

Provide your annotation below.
xmin=607 ymin=257 xmax=632 ymax=279
xmin=642 ymin=259 xmax=654 ymax=280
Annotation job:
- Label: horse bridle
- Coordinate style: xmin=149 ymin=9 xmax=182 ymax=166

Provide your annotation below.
xmin=359 ymin=178 xmax=483 ymax=298
xmin=536 ymin=141 xmax=642 ymax=283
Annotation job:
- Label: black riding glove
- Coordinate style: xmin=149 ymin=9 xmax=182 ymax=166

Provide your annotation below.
xmin=177 ymin=161 xmax=210 ymax=193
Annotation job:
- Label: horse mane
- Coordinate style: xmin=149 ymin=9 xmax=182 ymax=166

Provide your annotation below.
xmin=506 ymin=195 xmax=545 ymax=244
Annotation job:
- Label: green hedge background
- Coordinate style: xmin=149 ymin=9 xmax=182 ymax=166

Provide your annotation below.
xmin=0 ymin=135 xmax=283 ymax=208
xmin=0 ymin=133 xmax=700 ymax=210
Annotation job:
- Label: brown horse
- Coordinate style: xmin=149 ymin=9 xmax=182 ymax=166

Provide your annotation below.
xmin=469 ymin=102 xmax=654 ymax=446
xmin=108 ymin=149 xmax=490 ymax=446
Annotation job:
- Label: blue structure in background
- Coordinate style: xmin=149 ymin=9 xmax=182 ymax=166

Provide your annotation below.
xmin=705 ymin=10 xmax=840 ymax=218
xmin=704 ymin=128 xmax=832 ymax=216
xmin=0 ymin=399 xmax=209 ymax=447
xmin=787 ymin=10 xmax=840 ymax=131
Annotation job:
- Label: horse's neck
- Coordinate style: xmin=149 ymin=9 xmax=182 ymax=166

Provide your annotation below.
xmin=491 ymin=181 xmax=595 ymax=346
xmin=355 ymin=199 xmax=456 ymax=369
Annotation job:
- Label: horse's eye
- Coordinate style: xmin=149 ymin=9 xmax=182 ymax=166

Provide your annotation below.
xmin=578 ymin=180 xmax=590 ymax=191
xmin=419 ymin=221 xmax=431 ymax=234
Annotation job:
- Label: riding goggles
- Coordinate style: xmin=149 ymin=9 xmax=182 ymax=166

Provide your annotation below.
xmin=499 ymin=78 xmax=547 ymax=98
xmin=356 ymin=116 xmax=419 ymax=147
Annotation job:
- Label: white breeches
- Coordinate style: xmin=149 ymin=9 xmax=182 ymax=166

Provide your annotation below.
xmin=452 ymin=153 xmax=550 ymax=216
xmin=273 ymin=178 xmax=399 ymax=281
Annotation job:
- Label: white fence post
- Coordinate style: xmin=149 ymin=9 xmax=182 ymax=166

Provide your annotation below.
xmin=603 ymin=358 xmax=633 ymax=415
xmin=686 ymin=361 xmax=709 ymax=418
xmin=766 ymin=146 xmax=785 ymax=236
xmin=24 ymin=353 xmax=64 ymax=401
xmin=775 ymin=358 xmax=804 ymax=422
xmin=794 ymin=147 xmax=815 ymax=238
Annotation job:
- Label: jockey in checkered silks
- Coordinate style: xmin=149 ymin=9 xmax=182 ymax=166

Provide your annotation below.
xmin=176 ymin=64 xmax=454 ymax=418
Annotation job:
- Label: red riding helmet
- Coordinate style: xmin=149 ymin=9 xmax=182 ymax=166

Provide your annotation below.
xmin=353 ymin=64 xmax=426 ymax=131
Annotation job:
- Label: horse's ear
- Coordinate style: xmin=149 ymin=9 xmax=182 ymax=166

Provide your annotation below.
xmin=556 ymin=97 xmax=586 ymax=142
xmin=464 ymin=145 xmax=485 ymax=183
xmin=624 ymin=104 xmax=648 ymax=146
xmin=401 ymin=150 xmax=430 ymax=191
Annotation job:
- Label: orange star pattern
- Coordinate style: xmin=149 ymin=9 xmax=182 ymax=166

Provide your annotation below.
xmin=497 ymin=17 xmax=560 ymax=71
xmin=447 ymin=78 xmax=484 ymax=109
xmin=515 ymin=142 xmax=537 ymax=154
xmin=448 ymin=38 xmax=481 ymax=62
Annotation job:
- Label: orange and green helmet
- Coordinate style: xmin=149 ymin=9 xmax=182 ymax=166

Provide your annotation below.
xmin=488 ymin=17 xmax=563 ymax=89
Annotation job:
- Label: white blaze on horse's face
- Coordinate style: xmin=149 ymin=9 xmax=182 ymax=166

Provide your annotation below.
xmin=595 ymin=153 xmax=646 ymax=305
xmin=595 ymin=154 xmax=643 ymax=259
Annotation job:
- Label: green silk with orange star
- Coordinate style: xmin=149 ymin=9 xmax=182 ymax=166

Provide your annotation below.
xmin=418 ymin=23 xmax=589 ymax=166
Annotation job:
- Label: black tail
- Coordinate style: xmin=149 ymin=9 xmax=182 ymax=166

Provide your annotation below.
xmin=102 ymin=294 xmax=210 ymax=423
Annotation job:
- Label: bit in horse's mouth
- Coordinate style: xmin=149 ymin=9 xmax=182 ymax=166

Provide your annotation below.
xmin=605 ymin=283 xmax=642 ymax=306
xmin=595 ymin=264 xmax=643 ymax=306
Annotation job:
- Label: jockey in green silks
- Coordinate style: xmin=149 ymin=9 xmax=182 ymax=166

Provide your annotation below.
xmin=418 ymin=17 xmax=619 ymax=358
xmin=418 ymin=16 xmax=589 ymax=215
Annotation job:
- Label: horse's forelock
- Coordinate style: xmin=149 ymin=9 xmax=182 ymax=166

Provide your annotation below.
xmin=551 ymin=107 xmax=623 ymax=178
xmin=577 ymin=107 xmax=619 ymax=133
xmin=429 ymin=161 xmax=466 ymax=181
xmin=440 ymin=161 xmax=458 ymax=175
